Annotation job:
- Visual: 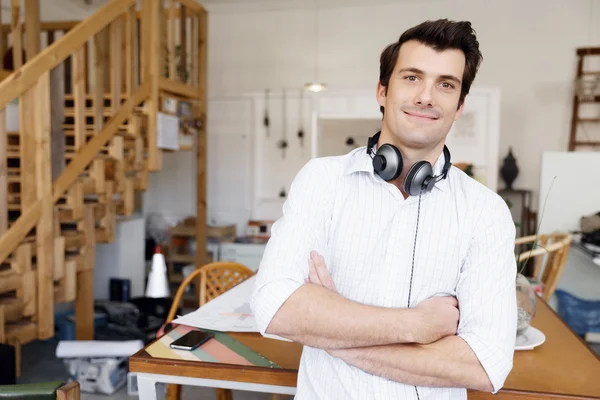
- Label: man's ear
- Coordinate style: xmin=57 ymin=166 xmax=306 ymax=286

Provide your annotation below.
xmin=376 ymin=82 xmax=387 ymax=109
xmin=454 ymin=99 xmax=466 ymax=121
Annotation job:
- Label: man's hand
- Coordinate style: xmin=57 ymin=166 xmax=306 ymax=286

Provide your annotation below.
xmin=305 ymin=251 xmax=337 ymax=292
xmin=413 ymin=296 xmax=460 ymax=344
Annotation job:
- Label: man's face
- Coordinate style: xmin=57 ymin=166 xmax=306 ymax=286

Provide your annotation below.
xmin=376 ymin=40 xmax=466 ymax=150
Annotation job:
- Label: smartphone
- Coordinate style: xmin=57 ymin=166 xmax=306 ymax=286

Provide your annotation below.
xmin=169 ymin=330 xmax=214 ymax=351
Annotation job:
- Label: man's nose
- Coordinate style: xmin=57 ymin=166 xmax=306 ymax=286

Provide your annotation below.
xmin=414 ymin=83 xmax=435 ymax=107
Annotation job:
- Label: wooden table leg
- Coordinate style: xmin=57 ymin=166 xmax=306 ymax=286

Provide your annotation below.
xmin=166 ymin=383 xmax=181 ymax=400
xmin=137 ymin=374 xmax=158 ymax=400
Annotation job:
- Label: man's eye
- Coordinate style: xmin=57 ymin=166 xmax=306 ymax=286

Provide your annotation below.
xmin=405 ymin=76 xmax=417 ymax=81
xmin=441 ymin=82 xmax=455 ymax=89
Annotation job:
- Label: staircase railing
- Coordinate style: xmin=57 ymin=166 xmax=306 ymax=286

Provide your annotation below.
xmin=0 ymin=0 xmax=138 ymax=340
xmin=0 ymin=0 xmax=206 ymax=342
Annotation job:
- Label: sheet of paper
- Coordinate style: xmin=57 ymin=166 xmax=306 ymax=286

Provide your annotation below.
xmin=173 ymin=275 xmax=290 ymax=341
xmin=157 ymin=111 xmax=180 ymax=150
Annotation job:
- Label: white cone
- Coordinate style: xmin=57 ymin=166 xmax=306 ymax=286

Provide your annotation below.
xmin=145 ymin=245 xmax=170 ymax=298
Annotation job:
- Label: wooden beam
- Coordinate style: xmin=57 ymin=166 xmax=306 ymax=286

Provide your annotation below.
xmin=0 ymin=107 xmax=6 ymax=236
xmin=110 ymin=18 xmax=123 ymax=178
xmin=1 ymin=20 xmax=81 ymax=34
xmin=73 ymin=47 xmax=87 ymax=151
xmin=21 ymin=270 xmax=36 ymax=316
xmin=0 ymin=2 xmax=5 ymax=234
xmin=0 ymin=82 xmax=150 ymax=266
xmin=191 ymin=15 xmax=198 ymax=88
xmin=11 ymin=0 xmax=22 ymax=68
xmin=94 ymin=28 xmax=109 ymax=133
xmin=25 ymin=0 xmax=41 ymax=60
xmin=125 ymin=7 xmax=136 ymax=94
xmin=169 ymin=0 xmax=176 ymax=80
xmin=53 ymin=236 xmax=65 ymax=280
xmin=159 ymin=77 xmax=200 ymax=99
xmin=48 ymin=32 xmax=66 ymax=181
xmin=75 ymin=206 xmax=95 ymax=339
xmin=179 ymin=5 xmax=187 ymax=84
xmin=34 ymin=71 xmax=54 ymax=340
xmin=63 ymin=257 xmax=77 ymax=302
xmin=0 ymin=0 xmax=137 ymax=111
xmin=124 ymin=177 xmax=134 ymax=216
xmin=178 ymin=0 xmax=204 ymax=14
xmin=75 ymin=269 xmax=94 ymax=339
xmin=146 ymin=0 xmax=163 ymax=172
xmin=20 ymin=89 xmax=36 ymax=209
xmin=195 ymin=8 xmax=207 ymax=277
xmin=110 ymin=18 xmax=123 ymax=113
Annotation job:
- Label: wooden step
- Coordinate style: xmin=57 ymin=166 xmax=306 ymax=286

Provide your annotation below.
xmin=0 ymin=270 xmax=21 ymax=295
xmin=63 ymin=231 xmax=86 ymax=251
xmin=5 ymin=320 xmax=37 ymax=343
xmin=61 ymin=123 xmax=130 ymax=131
xmin=65 ymin=152 xmax=111 ymax=161
xmin=63 ymin=129 xmax=139 ymax=139
xmin=0 ymin=298 xmax=24 ymax=322
xmin=63 ymin=106 xmax=144 ymax=118
xmin=57 ymin=204 xmax=106 ymax=223
xmin=64 ymin=93 xmax=128 ymax=102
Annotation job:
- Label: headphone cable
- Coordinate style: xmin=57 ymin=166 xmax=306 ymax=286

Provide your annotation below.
xmin=408 ymin=190 xmax=423 ymax=400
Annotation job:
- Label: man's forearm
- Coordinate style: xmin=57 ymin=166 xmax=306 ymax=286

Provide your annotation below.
xmin=266 ymin=283 xmax=419 ymax=349
xmin=329 ymin=335 xmax=493 ymax=392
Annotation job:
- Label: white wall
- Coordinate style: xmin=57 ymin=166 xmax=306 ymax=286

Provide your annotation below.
xmin=26 ymin=0 xmax=600 ymax=230
xmin=180 ymin=0 xmax=598 ymax=229
xmin=204 ymin=0 xmax=599 ymax=205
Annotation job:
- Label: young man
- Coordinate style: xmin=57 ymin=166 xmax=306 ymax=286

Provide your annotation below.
xmin=251 ymin=19 xmax=517 ymax=399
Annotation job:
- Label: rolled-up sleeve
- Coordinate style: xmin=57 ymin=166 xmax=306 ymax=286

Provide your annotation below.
xmin=251 ymin=158 xmax=335 ymax=335
xmin=456 ymin=195 xmax=517 ymax=393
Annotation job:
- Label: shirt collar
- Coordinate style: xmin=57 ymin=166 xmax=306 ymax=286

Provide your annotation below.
xmin=343 ymin=145 xmax=450 ymax=192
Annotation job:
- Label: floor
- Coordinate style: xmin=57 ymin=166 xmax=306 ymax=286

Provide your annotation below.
xmin=18 ymin=338 xmax=276 ymax=400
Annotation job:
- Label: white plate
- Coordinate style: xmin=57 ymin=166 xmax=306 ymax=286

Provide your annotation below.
xmin=515 ymin=326 xmax=546 ymax=350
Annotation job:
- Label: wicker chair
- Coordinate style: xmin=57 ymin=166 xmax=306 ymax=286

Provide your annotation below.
xmin=515 ymin=232 xmax=573 ymax=301
xmin=164 ymin=262 xmax=254 ymax=400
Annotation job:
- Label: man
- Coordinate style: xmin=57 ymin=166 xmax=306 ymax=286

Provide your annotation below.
xmin=251 ymin=19 xmax=517 ymax=399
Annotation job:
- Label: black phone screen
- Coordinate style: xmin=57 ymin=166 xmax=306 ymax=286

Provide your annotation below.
xmin=169 ymin=330 xmax=214 ymax=350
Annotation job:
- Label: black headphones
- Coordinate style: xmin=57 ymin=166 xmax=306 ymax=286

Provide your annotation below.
xmin=367 ymin=131 xmax=452 ymax=196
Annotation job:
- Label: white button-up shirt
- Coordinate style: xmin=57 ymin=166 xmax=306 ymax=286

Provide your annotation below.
xmin=251 ymin=146 xmax=517 ymax=399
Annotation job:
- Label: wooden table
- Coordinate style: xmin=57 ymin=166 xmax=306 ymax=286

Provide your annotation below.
xmin=129 ymin=298 xmax=600 ymax=399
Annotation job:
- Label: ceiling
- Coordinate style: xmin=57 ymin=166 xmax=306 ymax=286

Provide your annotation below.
xmin=198 ymin=0 xmax=437 ymax=13
xmin=0 ymin=0 xmax=441 ymax=18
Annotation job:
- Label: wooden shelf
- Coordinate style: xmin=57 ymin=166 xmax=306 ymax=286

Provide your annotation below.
xmin=169 ymin=225 xmax=195 ymax=236
xmin=167 ymin=253 xmax=195 ymax=263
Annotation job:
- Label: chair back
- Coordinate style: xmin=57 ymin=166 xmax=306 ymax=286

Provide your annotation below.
xmin=166 ymin=262 xmax=254 ymax=323
xmin=515 ymin=232 xmax=572 ymax=301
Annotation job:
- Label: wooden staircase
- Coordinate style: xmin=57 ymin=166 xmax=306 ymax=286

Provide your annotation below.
xmin=0 ymin=0 xmax=207 ymax=377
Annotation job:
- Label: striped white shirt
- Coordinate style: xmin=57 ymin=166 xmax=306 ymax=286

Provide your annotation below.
xmin=251 ymin=146 xmax=517 ymax=399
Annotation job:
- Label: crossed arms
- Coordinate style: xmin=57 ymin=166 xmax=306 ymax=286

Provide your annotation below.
xmin=264 ymin=251 xmax=493 ymax=392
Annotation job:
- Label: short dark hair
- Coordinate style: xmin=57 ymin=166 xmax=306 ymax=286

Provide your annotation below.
xmin=379 ymin=19 xmax=483 ymax=114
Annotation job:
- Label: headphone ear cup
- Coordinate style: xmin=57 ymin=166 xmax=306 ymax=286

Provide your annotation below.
xmin=373 ymin=144 xmax=403 ymax=181
xmin=404 ymin=161 xmax=433 ymax=196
